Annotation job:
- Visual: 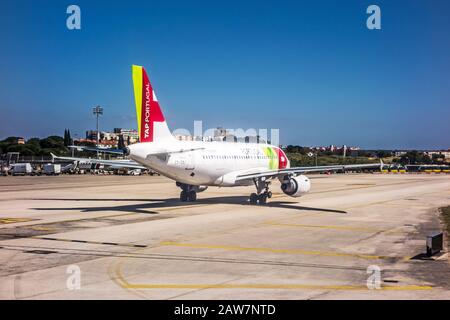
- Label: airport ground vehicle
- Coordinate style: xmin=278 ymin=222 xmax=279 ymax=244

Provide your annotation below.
xmin=43 ymin=163 xmax=61 ymax=175
xmin=128 ymin=169 xmax=142 ymax=176
xmin=11 ymin=163 xmax=32 ymax=176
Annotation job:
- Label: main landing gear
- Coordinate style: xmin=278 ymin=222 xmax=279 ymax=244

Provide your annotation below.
xmin=249 ymin=177 xmax=272 ymax=205
xmin=177 ymin=182 xmax=197 ymax=202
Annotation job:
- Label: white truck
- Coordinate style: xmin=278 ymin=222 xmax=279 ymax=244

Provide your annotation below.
xmin=43 ymin=163 xmax=61 ymax=175
xmin=11 ymin=163 xmax=32 ymax=176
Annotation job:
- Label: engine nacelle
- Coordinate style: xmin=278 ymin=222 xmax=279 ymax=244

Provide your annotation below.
xmin=280 ymin=175 xmax=311 ymax=197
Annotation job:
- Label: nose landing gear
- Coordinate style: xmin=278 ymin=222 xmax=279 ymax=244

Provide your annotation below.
xmin=180 ymin=190 xmax=196 ymax=202
xmin=177 ymin=182 xmax=197 ymax=202
xmin=249 ymin=178 xmax=272 ymax=205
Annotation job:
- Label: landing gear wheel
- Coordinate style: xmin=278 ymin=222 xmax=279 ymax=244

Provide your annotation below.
xmin=249 ymin=193 xmax=258 ymax=205
xmin=252 ymin=178 xmax=272 ymax=205
xmin=180 ymin=190 xmax=188 ymax=202
xmin=187 ymin=190 xmax=197 ymax=202
xmin=258 ymin=194 xmax=267 ymax=204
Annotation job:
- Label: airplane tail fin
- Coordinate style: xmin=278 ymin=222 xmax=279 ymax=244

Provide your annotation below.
xmin=132 ymin=65 xmax=173 ymax=143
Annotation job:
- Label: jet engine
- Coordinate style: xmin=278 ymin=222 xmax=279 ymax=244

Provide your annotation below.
xmin=280 ymin=175 xmax=311 ymax=197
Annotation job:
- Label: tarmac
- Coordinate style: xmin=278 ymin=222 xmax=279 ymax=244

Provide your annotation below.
xmin=0 ymin=173 xmax=449 ymax=299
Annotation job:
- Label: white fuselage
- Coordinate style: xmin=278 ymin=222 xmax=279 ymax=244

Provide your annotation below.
xmin=128 ymin=140 xmax=290 ymax=187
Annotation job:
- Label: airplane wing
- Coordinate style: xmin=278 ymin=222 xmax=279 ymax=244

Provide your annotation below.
xmin=68 ymin=145 xmax=205 ymax=156
xmin=51 ymin=154 xmax=147 ymax=170
xmin=235 ymin=161 xmax=384 ymax=181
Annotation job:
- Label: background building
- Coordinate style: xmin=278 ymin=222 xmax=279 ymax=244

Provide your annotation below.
xmin=84 ymin=128 xmax=139 ymax=148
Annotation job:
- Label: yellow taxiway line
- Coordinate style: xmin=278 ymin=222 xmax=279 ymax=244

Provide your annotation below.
xmin=0 ymin=217 xmax=36 ymax=224
xmin=121 ymin=282 xmax=431 ymax=291
xmin=112 ymin=258 xmax=430 ymax=291
xmin=263 ymin=221 xmax=406 ymax=235
xmin=159 ymin=241 xmax=408 ymax=261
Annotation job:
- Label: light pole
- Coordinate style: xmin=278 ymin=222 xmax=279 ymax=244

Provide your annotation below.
xmin=92 ymin=106 xmax=103 ymax=159
xmin=308 ymin=152 xmax=318 ymax=166
xmin=343 ymin=145 xmax=347 ymax=164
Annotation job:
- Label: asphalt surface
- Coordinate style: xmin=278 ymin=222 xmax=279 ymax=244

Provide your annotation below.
xmin=0 ymin=173 xmax=449 ymax=299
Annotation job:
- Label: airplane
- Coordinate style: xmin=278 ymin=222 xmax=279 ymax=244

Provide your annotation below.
xmin=54 ymin=65 xmax=383 ymax=204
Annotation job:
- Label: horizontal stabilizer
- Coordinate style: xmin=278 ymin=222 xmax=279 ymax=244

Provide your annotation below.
xmin=51 ymin=154 xmax=146 ymax=170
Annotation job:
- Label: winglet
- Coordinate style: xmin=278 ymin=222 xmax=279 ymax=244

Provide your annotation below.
xmin=380 ymin=159 xmax=384 ymax=171
xmin=50 ymin=153 xmax=57 ymax=163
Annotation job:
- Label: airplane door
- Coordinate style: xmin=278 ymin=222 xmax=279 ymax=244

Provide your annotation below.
xmin=185 ymin=152 xmax=195 ymax=170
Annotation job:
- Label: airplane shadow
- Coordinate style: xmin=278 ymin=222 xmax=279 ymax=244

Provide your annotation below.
xmin=31 ymin=196 xmax=347 ymax=215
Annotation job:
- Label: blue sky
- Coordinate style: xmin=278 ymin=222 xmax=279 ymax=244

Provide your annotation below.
xmin=0 ymin=0 xmax=449 ymax=149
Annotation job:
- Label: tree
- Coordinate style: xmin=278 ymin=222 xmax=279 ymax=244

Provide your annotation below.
xmin=118 ymin=134 xmax=125 ymax=149
xmin=376 ymin=150 xmax=392 ymax=158
xmin=432 ymin=154 xmax=444 ymax=164
xmin=6 ymin=144 xmax=35 ymax=156
xmin=27 ymin=138 xmax=40 ymax=146
xmin=2 ymin=137 xmax=21 ymax=144
xmin=285 ymin=145 xmax=300 ymax=153
xmin=0 ymin=135 xmax=72 ymax=156
xmin=40 ymin=136 xmax=64 ymax=149
xmin=399 ymin=151 xmax=432 ymax=165
xmin=63 ymin=129 xmax=72 ymax=147
xmin=25 ymin=138 xmax=41 ymax=154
